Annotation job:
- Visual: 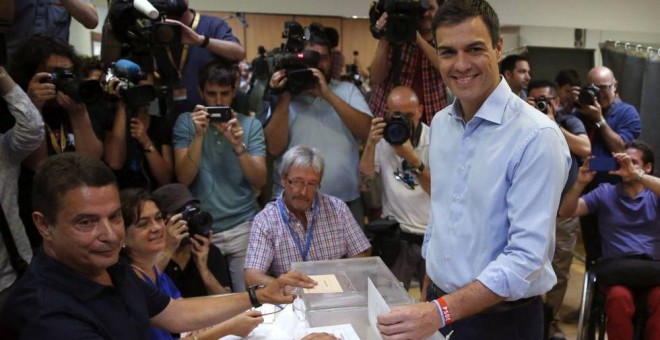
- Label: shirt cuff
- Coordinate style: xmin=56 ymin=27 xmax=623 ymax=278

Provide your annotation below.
xmin=476 ymin=262 xmax=531 ymax=301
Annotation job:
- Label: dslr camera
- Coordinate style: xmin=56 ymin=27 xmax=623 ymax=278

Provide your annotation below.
xmin=384 ymin=112 xmax=413 ymax=145
xmin=42 ymin=68 xmax=102 ymax=104
xmin=272 ymin=21 xmax=323 ymax=95
xmin=370 ymin=0 xmax=430 ymax=43
xmin=577 ymin=83 xmax=601 ymax=107
xmin=104 ymin=59 xmax=156 ymax=107
xmin=179 ymin=203 xmax=213 ymax=237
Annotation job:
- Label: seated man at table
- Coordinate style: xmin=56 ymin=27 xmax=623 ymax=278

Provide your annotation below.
xmin=245 ymin=146 xmax=371 ymax=286
xmin=0 ymin=152 xmax=316 ymax=339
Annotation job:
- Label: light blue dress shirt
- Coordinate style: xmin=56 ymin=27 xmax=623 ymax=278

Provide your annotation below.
xmin=423 ymin=79 xmax=571 ymax=301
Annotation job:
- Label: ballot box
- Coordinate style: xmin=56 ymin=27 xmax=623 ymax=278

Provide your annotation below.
xmin=291 ymin=257 xmax=414 ymax=338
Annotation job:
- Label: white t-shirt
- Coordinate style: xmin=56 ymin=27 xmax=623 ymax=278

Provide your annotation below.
xmin=375 ymin=123 xmax=431 ymax=235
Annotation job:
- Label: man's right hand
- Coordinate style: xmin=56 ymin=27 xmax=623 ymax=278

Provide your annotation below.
xmin=256 ymin=271 xmax=317 ymax=305
xmin=191 ymin=105 xmax=210 ymax=137
xmin=27 ymin=72 xmax=56 ymax=111
xmin=374 ymin=12 xmax=388 ymax=35
xmin=576 ymin=158 xmax=597 ymax=185
xmin=367 ymin=117 xmax=386 ymax=146
xmin=269 ymin=70 xmax=288 ymax=91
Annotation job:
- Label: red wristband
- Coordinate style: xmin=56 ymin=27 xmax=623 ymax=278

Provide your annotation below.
xmin=435 ymin=297 xmax=453 ymax=325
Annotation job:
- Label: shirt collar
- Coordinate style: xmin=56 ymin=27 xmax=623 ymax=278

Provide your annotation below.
xmin=32 ymin=249 xmax=127 ymax=302
xmin=447 ymin=77 xmax=512 ymax=125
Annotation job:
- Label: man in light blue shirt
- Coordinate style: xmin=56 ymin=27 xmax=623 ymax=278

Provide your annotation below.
xmin=377 ymin=1 xmax=570 ymax=339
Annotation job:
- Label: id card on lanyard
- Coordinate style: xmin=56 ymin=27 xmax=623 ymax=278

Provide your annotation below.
xmin=277 ymin=197 xmax=319 ymax=262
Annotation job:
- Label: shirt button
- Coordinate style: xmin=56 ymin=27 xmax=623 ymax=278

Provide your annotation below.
xmin=444 ymin=255 xmax=450 ymax=260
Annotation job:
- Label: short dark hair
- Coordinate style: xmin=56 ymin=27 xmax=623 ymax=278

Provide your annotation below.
xmin=325 ymin=27 xmax=339 ymax=49
xmin=555 ymin=69 xmax=581 ymax=87
xmin=499 ymin=54 xmax=527 ymax=74
xmin=528 ymin=80 xmax=558 ymax=97
xmin=433 ymin=0 xmax=500 ymax=48
xmin=80 ymin=56 xmax=104 ymax=79
xmin=305 ymin=22 xmax=331 ymax=50
xmin=626 ymin=141 xmax=655 ymax=174
xmin=8 ymin=34 xmax=82 ymax=90
xmin=32 ymin=153 xmax=117 ymax=224
xmin=198 ymin=60 xmax=238 ymax=90
xmin=119 ymin=188 xmax=153 ymax=228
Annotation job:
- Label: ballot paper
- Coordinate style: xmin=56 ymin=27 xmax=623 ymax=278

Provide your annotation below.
xmin=367 ymin=278 xmax=446 ymax=340
xmin=303 ymin=274 xmax=344 ymax=294
xmin=305 ymin=324 xmax=360 ymax=340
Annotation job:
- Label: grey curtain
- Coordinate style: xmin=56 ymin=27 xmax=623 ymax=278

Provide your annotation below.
xmin=601 ymin=43 xmax=660 ymax=165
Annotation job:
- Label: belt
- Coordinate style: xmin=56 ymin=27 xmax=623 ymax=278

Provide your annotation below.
xmin=428 ymin=281 xmax=539 ymax=314
xmin=400 ymin=231 xmax=424 ymax=245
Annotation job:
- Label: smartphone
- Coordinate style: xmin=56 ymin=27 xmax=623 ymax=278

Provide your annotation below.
xmin=206 ymin=106 xmax=232 ymax=123
xmin=589 ymin=157 xmax=619 ymax=172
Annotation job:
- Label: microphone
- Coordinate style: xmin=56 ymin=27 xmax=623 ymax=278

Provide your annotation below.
xmin=114 ymin=59 xmax=142 ymax=79
xmin=133 ymin=0 xmax=159 ymax=20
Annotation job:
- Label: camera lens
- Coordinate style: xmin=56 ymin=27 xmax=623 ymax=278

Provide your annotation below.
xmin=535 ymin=100 xmax=547 ymax=113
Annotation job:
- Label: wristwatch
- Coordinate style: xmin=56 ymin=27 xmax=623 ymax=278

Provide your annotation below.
xmin=247 ymin=285 xmax=265 ymax=308
xmin=411 ymin=161 xmax=425 ymax=175
xmin=595 ymin=119 xmax=607 ymax=129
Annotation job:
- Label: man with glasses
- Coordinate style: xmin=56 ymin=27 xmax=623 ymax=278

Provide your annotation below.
xmin=244 ymin=146 xmax=371 ymax=286
xmin=359 ymin=86 xmax=430 ymax=292
xmin=264 ymin=23 xmax=373 ymax=227
xmin=526 ymin=80 xmax=590 ymax=340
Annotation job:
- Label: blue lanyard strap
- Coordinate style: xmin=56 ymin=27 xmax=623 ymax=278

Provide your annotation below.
xmin=277 ymin=196 xmax=319 ymax=261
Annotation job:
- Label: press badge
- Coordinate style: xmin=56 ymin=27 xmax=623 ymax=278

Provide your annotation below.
xmin=172 ymin=85 xmax=187 ymax=101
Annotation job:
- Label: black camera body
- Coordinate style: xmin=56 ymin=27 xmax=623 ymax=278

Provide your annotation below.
xmin=534 ymin=97 xmax=549 ymax=114
xmin=207 ymin=106 xmax=232 ymax=123
xmin=104 ymin=61 xmax=156 ymax=108
xmin=273 ymin=21 xmax=322 ymax=95
xmin=577 ymin=83 xmax=601 ymax=107
xmin=180 ymin=204 xmax=213 ymax=237
xmin=43 ymin=68 xmax=102 ymax=104
xmin=384 ymin=112 xmax=413 ymax=145
xmin=371 ymin=0 xmax=429 ymax=43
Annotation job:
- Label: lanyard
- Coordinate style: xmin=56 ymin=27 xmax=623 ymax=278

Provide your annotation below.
xmin=166 ymin=10 xmax=200 ymax=79
xmin=277 ymin=196 xmax=319 ymax=262
xmin=46 ymin=124 xmax=66 ymax=153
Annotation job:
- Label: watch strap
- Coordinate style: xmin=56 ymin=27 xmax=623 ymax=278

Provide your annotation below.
xmin=247 ymin=285 xmax=264 ymax=308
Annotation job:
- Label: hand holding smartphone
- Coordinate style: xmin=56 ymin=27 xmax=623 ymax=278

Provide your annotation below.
xmin=206 ymin=106 xmax=232 ymax=123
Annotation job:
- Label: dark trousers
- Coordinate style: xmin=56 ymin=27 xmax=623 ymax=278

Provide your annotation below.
xmin=427 ymin=282 xmax=544 ymax=340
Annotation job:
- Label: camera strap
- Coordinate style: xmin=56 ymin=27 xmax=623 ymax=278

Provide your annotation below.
xmin=46 ymin=124 xmax=66 ymax=154
xmin=277 ymin=196 xmax=319 ymax=262
xmin=166 ymin=10 xmax=201 ymax=79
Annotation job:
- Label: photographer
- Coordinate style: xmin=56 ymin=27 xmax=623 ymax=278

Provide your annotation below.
xmin=358 ymin=86 xmax=430 ymax=293
xmin=162 ymin=0 xmax=246 ymax=115
xmin=173 ymin=60 xmax=266 ymax=292
xmin=526 ymin=79 xmax=590 ymax=340
xmin=104 ymin=73 xmax=174 ymax=190
xmin=500 ymin=54 xmax=530 ymax=99
xmin=264 ymin=23 xmax=372 ymax=225
xmin=368 ymin=0 xmax=447 ymax=125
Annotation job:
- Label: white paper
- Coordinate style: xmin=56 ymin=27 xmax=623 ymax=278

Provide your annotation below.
xmin=368 ymin=278 xmax=446 ymax=340
xmin=305 ymin=324 xmax=360 ymax=340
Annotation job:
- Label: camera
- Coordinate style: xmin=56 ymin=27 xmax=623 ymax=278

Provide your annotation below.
xmin=180 ymin=204 xmax=213 ymax=237
xmin=370 ymin=0 xmax=429 ymax=43
xmin=273 ymin=21 xmax=322 ymax=95
xmin=206 ymin=106 xmax=232 ymax=123
xmin=384 ymin=112 xmax=413 ymax=145
xmin=534 ymin=97 xmax=549 ymax=114
xmin=43 ymin=68 xmax=103 ymax=104
xmin=577 ymin=83 xmax=601 ymax=107
xmin=104 ymin=59 xmax=156 ymax=107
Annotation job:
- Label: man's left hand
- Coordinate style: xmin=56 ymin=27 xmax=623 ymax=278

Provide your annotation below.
xmin=611 ymin=152 xmax=640 ymax=181
xmin=578 ymin=97 xmax=603 ymax=123
xmin=309 ymin=68 xmax=331 ymax=98
xmin=165 ymin=19 xmax=204 ymax=46
xmin=377 ymin=302 xmax=443 ymax=339
xmin=391 ymin=140 xmax=417 ymax=164
xmin=57 ymin=91 xmax=86 ymax=116
xmin=218 ymin=112 xmax=245 ymax=151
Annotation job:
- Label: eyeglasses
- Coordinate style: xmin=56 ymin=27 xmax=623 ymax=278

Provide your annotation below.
xmin=595 ymin=83 xmax=614 ymax=91
xmin=287 ymin=178 xmax=321 ymax=192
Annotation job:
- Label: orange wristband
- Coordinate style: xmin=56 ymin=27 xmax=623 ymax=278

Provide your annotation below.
xmin=435 ymin=297 xmax=453 ymax=325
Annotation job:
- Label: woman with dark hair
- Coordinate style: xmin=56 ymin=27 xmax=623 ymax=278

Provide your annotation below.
xmin=120 ymin=188 xmax=262 ymax=340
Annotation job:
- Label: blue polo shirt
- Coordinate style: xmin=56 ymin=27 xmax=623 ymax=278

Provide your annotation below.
xmin=0 ymin=251 xmax=171 ymax=339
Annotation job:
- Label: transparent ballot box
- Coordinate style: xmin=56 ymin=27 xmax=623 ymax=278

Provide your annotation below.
xmin=291 ymin=257 xmax=414 ymax=338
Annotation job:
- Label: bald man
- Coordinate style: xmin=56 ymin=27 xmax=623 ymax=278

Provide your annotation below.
xmin=359 ymin=86 xmax=431 ymax=292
